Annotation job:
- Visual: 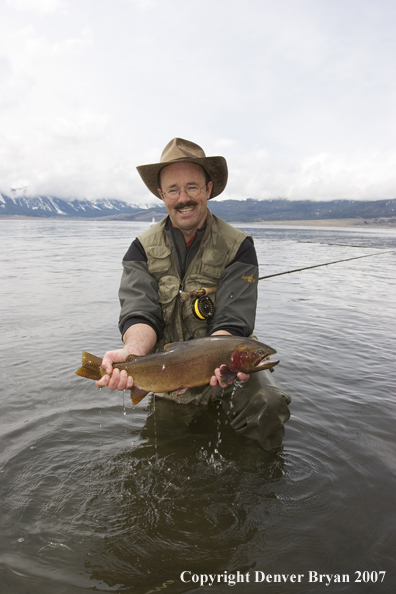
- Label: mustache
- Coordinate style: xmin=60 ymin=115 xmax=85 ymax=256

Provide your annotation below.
xmin=174 ymin=201 xmax=197 ymax=211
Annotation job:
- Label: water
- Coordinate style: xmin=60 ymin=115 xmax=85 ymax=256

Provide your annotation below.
xmin=0 ymin=219 xmax=395 ymax=594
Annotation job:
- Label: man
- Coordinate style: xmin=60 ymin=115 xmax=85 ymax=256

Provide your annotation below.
xmin=97 ymin=138 xmax=291 ymax=450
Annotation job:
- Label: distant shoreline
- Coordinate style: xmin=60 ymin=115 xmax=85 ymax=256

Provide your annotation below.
xmin=0 ymin=215 xmax=395 ymax=228
xmin=238 ymin=217 xmax=396 ymax=228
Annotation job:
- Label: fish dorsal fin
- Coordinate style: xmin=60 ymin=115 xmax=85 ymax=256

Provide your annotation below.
xmin=81 ymin=351 xmax=103 ymax=366
xmin=163 ymin=342 xmax=184 ymax=351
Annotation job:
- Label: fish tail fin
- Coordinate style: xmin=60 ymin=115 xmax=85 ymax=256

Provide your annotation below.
xmin=81 ymin=351 xmax=103 ymax=366
xmin=75 ymin=352 xmax=104 ymax=381
xmin=75 ymin=365 xmax=102 ymax=380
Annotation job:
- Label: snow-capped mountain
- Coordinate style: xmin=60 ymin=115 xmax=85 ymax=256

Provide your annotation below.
xmin=0 ymin=194 xmax=155 ymax=218
xmin=1 ymin=193 xmax=395 ymax=223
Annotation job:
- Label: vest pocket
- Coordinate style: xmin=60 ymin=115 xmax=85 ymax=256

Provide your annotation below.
xmin=146 ymin=246 xmax=172 ymax=274
xmin=197 ymin=245 xmax=228 ymax=278
xmin=158 ymin=275 xmax=180 ymax=325
xmin=184 ymin=273 xmax=220 ymax=294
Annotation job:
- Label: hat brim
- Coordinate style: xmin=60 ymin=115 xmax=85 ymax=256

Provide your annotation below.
xmin=136 ymin=156 xmax=228 ymax=199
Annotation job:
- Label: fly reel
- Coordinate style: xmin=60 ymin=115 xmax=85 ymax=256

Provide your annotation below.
xmin=192 ymin=295 xmax=215 ymax=320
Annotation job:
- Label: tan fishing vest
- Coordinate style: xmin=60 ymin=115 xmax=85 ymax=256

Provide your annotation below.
xmin=138 ymin=211 xmax=251 ymax=352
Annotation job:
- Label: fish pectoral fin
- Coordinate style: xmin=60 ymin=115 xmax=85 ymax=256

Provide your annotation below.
xmin=130 ymin=385 xmax=149 ymax=406
xmin=219 ymin=364 xmax=237 ymax=384
xmin=171 ymin=387 xmax=189 ymax=397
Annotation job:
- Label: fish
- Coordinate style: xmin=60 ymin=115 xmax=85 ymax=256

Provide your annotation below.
xmin=75 ymin=336 xmax=279 ymax=406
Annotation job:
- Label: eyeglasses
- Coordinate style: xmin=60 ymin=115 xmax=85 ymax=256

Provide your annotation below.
xmin=160 ymin=184 xmax=207 ymax=200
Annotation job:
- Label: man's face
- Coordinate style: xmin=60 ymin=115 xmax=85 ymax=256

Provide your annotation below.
xmin=158 ymin=162 xmax=213 ymax=239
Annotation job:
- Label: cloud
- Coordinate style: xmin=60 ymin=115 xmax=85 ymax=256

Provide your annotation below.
xmin=1 ymin=0 xmax=396 ymax=203
xmin=222 ymin=148 xmax=396 ymax=201
xmin=293 ymin=151 xmax=396 ymax=200
xmin=7 ymin=0 xmax=66 ymax=14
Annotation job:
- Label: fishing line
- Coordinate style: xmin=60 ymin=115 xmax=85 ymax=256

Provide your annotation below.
xmin=299 ymin=242 xmax=377 ymax=248
xmin=258 ymin=249 xmax=396 ymax=281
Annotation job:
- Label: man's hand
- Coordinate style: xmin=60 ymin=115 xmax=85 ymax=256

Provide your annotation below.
xmin=96 ymin=323 xmax=157 ymax=392
xmin=95 ymin=347 xmax=134 ymax=391
xmin=209 ymin=329 xmax=249 ymax=388
xmin=210 ymin=368 xmax=249 ymax=389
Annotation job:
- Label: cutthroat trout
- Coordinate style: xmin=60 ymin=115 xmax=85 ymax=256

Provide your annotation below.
xmin=75 ymin=336 xmax=279 ymax=405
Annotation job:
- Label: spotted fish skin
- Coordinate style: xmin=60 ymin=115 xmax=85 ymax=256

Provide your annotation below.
xmin=75 ymin=336 xmax=279 ymax=405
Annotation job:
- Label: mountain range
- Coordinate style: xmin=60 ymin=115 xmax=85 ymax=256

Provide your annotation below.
xmin=1 ymin=193 xmax=396 ymax=223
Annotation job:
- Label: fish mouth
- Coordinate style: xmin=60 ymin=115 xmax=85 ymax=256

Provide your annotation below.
xmin=254 ymin=345 xmax=277 ymax=366
xmin=255 ymin=356 xmax=279 ymax=369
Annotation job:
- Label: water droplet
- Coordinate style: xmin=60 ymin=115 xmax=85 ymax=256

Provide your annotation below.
xmin=18 ymin=538 xmax=24 ymax=543
xmin=29 ymin=446 xmax=36 ymax=450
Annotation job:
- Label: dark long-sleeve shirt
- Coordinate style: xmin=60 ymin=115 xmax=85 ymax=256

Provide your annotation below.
xmin=119 ymin=216 xmax=258 ymax=340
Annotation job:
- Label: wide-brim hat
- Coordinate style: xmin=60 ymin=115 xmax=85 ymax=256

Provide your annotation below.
xmin=136 ymin=138 xmax=228 ymax=199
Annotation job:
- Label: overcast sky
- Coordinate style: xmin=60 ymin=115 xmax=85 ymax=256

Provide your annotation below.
xmin=1 ymin=0 xmax=395 ymax=204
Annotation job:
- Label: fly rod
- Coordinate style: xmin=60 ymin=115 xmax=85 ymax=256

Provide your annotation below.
xmin=258 ymin=249 xmax=396 ymax=281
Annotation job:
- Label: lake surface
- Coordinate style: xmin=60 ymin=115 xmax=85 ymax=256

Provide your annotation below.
xmin=0 ymin=219 xmax=395 ymax=594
